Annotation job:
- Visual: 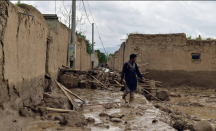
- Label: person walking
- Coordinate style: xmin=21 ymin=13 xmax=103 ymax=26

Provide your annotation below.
xmin=121 ymin=54 xmax=145 ymax=103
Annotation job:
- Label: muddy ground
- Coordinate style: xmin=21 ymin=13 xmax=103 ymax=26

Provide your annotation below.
xmin=1 ymin=67 xmax=216 ymax=131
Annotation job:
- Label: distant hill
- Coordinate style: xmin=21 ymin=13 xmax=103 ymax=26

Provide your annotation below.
xmin=95 ymin=46 xmax=119 ymax=55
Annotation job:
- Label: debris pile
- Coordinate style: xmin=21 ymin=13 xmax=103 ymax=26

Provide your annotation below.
xmin=16 ymin=66 xmax=216 ymax=131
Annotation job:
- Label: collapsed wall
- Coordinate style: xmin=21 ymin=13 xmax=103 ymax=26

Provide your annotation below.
xmin=0 ymin=1 xmax=99 ymax=111
xmin=108 ymin=33 xmax=216 ymax=88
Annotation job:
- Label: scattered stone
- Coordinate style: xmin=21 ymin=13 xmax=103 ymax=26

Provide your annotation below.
xmin=152 ymin=119 xmax=158 ymax=124
xmin=43 ymin=92 xmax=71 ymax=109
xmin=13 ymin=120 xmax=17 ymax=122
xmin=86 ymin=117 xmax=95 ymax=123
xmin=59 ymin=74 xmax=79 ymax=88
xmin=109 ymin=113 xmax=124 ymax=119
xmin=110 ymin=118 xmax=122 ymax=123
xmin=156 ymin=90 xmax=169 ymax=101
xmin=19 ymin=107 xmax=35 ymax=117
xmin=99 ymin=112 xmax=109 ymax=117
xmin=42 ymin=127 xmax=47 ymax=129
xmin=173 ymin=120 xmax=186 ymax=131
xmin=193 ymin=121 xmax=214 ymax=131
xmin=59 ymin=111 xmax=87 ymax=127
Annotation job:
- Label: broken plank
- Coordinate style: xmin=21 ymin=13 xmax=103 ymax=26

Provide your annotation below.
xmin=142 ymin=88 xmax=163 ymax=102
xmin=61 ymin=85 xmax=85 ymax=103
xmin=91 ymin=75 xmax=110 ymax=90
xmin=46 ymin=107 xmax=75 ymax=113
xmin=55 ymin=80 xmax=79 ymax=110
xmin=106 ymin=84 xmax=124 ymax=87
xmin=114 ymin=80 xmax=124 ymax=87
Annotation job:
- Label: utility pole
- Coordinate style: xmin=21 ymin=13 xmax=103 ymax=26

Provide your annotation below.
xmin=68 ymin=0 xmax=76 ymax=68
xmin=91 ymin=23 xmax=94 ymax=68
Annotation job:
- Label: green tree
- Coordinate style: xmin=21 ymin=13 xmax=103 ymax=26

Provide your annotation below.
xmin=15 ymin=0 xmax=21 ymax=6
xmin=196 ymin=35 xmax=202 ymax=40
xmin=109 ymin=53 xmax=114 ymax=57
xmin=187 ymin=36 xmax=192 ymax=39
xmin=76 ymin=31 xmax=92 ymax=55
xmin=95 ymin=50 xmax=107 ymax=63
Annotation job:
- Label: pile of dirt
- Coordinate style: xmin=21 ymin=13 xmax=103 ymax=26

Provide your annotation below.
xmin=58 ymin=111 xmax=87 ymax=127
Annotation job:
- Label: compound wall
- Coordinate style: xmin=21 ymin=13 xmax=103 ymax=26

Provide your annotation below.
xmin=108 ymin=33 xmax=216 ymax=88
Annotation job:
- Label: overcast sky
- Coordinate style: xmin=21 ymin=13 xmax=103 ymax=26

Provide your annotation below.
xmin=12 ymin=1 xmax=216 ymax=50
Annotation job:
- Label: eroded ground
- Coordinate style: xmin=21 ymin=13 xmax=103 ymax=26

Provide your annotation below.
xmin=22 ymin=88 xmax=176 ymax=131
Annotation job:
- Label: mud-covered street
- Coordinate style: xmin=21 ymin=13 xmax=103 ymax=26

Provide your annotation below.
xmin=1 ymin=67 xmax=213 ymax=131
xmin=23 ymin=88 xmax=176 ymax=131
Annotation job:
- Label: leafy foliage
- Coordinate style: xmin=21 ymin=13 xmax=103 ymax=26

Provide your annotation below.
xmin=76 ymin=31 xmax=92 ymax=55
xmin=187 ymin=34 xmax=214 ymax=40
xmin=15 ymin=0 xmax=21 ymax=7
xmin=109 ymin=53 xmax=114 ymax=57
xmin=95 ymin=50 xmax=107 ymax=63
xmin=196 ymin=35 xmax=202 ymax=40
xmin=187 ymin=36 xmax=192 ymax=39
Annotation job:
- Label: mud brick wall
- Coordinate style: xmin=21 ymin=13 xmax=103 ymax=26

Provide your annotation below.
xmin=0 ymin=1 xmax=98 ymax=110
xmin=108 ymin=33 xmax=216 ymax=88
xmin=0 ymin=2 xmax=47 ymax=110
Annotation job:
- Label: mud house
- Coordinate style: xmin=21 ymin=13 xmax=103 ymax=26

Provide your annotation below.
xmin=108 ymin=33 xmax=216 ymax=88
xmin=0 ymin=1 xmax=98 ymax=110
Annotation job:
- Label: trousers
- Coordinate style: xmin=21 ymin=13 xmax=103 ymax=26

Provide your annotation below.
xmin=122 ymin=82 xmax=134 ymax=102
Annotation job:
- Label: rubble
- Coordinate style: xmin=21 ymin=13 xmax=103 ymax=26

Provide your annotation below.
xmin=59 ymin=111 xmax=87 ymax=127
xmin=16 ymin=67 xmax=216 ymax=131
xmin=193 ymin=121 xmax=214 ymax=131
xmin=59 ymin=74 xmax=79 ymax=89
xmin=43 ymin=93 xmax=71 ymax=109
xmin=156 ymin=90 xmax=169 ymax=101
xmin=86 ymin=117 xmax=95 ymax=123
xmin=19 ymin=107 xmax=35 ymax=117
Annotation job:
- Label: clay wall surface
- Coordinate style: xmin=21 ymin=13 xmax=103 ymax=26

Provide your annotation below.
xmin=1 ymin=2 xmax=47 ymax=109
xmin=46 ymin=23 xmax=70 ymax=80
xmin=108 ymin=33 xmax=216 ymax=88
xmin=0 ymin=1 xmax=99 ymax=110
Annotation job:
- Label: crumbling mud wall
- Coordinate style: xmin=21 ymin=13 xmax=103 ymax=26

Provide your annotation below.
xmin=109 ymin=33 xmax=216 ymax=88
xmin=0 ymin=2 xmax=47 ymax=110
xmin=0 ymin=1 xmax=99 ymax=111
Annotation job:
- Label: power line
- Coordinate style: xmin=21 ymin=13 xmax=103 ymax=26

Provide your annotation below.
xmin=81 ymin=0 xmax=91 ymax=25
xmin=86 ymin=0 xmax=109 ymax=58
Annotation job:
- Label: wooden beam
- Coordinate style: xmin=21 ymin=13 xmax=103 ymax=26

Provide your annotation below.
xmin=46 ymin=107 xmax=75 ymax=113
xmin=55 ymin=80 xmax=79 ymax=110
xmin=114 ymin=80 xmax=124 ymax=87
xmin=60 ymin=85 xmax=85 ymax=103
xmin=91 ymin=75 xmax=110 ymax=90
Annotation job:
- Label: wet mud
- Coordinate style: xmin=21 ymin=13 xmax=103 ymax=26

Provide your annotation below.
xmin=22 ymin=88 xmax=176 ymax=131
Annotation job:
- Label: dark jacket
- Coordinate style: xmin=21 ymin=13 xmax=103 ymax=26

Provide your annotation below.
xmin=121 ymin=62 xmax=143 ymax=91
